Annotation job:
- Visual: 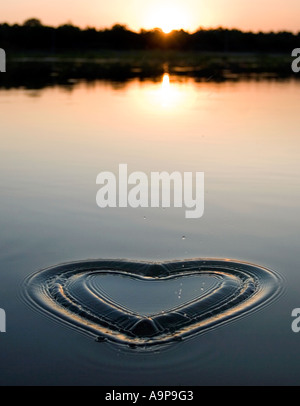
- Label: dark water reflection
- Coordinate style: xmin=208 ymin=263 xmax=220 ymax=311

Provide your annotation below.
xmin=0 ymin=54 xmax=297 ymax=90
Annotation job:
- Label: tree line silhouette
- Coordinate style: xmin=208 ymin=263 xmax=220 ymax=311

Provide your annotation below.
xmin=0 ymin=18 xmax=299 ymax=53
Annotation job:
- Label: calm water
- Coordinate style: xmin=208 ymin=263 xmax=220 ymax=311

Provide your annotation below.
xmin=0 ymin=74 xmax=300 ymax=385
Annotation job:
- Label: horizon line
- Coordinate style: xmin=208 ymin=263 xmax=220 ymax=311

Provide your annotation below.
xmin=0 ymin=18 xmax=299 ymax=35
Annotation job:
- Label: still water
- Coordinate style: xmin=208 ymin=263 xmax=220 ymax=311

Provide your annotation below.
xmin=0 ymin=74 xmax=300 ymax=385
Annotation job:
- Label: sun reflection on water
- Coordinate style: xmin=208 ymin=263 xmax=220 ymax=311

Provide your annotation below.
xmin=145 ymin=72 xmax=190 ymax=111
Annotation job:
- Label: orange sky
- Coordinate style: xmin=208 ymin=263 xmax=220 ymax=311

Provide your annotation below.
xmin=1 ymin=0 xmax=300 ymax=33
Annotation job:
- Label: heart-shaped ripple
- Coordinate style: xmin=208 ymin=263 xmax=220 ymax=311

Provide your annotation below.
xmin=80 ymin=273 xmax=219 ymax=316
xmin=23 ymin=259 xmax=282 ymax=349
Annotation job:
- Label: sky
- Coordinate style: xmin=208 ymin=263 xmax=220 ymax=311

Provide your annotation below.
xmin=1 ymin=0 xmax=300 ymax=33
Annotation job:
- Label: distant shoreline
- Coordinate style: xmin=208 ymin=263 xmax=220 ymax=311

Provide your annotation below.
xmin=5 ymin=49 xmax=296 ymax=74
xmin=1 ymin=21 xmax=300 ymax=53
xmin=0 ymin=49 xmax=298 ymax=90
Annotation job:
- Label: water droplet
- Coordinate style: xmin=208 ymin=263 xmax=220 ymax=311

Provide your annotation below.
xmin=182 ymin=236 xmax=186 ymax=240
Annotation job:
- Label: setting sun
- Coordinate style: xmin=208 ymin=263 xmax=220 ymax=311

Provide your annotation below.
xmin=145 ymin=3 xmax=190 ymax=33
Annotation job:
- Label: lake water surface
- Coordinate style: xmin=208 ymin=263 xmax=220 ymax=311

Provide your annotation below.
xmin=0 ymin=74 xmax=300 ymax=385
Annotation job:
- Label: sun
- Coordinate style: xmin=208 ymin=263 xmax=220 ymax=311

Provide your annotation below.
xmin=145 ymin=3 xmax=190 ymax=33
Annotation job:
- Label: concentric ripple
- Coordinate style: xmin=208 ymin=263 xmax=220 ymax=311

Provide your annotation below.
xmin=23 ymin=258 xmax=282 ymax=348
